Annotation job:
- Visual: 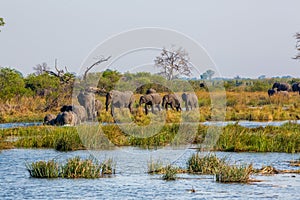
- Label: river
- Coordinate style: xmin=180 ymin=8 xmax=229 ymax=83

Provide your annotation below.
xmin=0 ymin=148 xmax=299 ymax=199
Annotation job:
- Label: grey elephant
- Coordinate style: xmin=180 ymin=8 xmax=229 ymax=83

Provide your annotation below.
xmin=181 ymin=93 xmax=198 ymax=111
xmin=77 ymin=91 xmax=95 ymax=120
xmin=60 ymin=105 xmax=87 ymax=124
xmin=139 ymin=93 xmax=162 ymax=115
xmin=105 ymin=90 xmax=134 ymax=116
xmin=267 ymin=89 xmax=276 ymax=97
xmin=272 ymin=82 xmax=291 ymax=92
xmin=292 ymin=82 xmax=300 ymax=94
xmin=43 ymin=114 xmax=56 ymax=125
xmin=61 ymin=111 xmax=78 ymax=126
xmin=55 ymin=111 xmax=78 ymax=126
xmin=162 ymin=94 xmax=181 ymax=111
xmin=146 ymin=88 xmax=156 ymax=94
xmin=95 ymin=99 xmax=102 ymax=117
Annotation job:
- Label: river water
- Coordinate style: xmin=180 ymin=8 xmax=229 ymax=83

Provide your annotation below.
xmin=0 ymin=148 xmax=299 ymax=199
xmin=1 ymin=120 xmax=300 ymax=129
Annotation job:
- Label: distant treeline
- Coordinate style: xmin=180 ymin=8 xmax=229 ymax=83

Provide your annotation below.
xmin=1 ymin=67 xmax=300 ymax=103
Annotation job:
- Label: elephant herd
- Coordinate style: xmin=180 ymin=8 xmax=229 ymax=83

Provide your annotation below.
xmin=268 ymin=82 xmax=300 ymax=97
xmin=44 ymin=88 xmax=199 ymax=126
xmin=44 ymin=91 xmax=102 ymax=126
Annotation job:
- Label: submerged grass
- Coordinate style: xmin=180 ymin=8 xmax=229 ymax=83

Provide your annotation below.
xmin=26 ymin=156 xmax=115 ymax=179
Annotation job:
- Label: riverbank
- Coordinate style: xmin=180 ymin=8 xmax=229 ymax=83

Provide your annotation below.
xmin=0 ymin=123 xmax=299 ymax=153
xmin=1 ymin=91 xmax=300 ymax=123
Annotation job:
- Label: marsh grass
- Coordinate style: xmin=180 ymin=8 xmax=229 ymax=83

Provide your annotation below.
xmin=187 ymin=153 xmax=226 ymax=174
xmin=26 ymin=160 xmax=59 ymax=178
xmin=26 ymin=156 xmax=115 ymax=179
xmin=1 ymin=122 xmax=299 ymax=153
xmin=162 ymin=165 xmax=178 ymax=181
xmin=216 ymin=163 xmax=253 ymax=183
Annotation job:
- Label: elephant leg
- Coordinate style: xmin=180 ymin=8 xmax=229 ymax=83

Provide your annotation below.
xmin=157 ymin=104 xmax=161 ymax=111
xmin=111 ymin=105 xmax=114 ymax=116
xmin=145 ymin=104 xmax=148 ymax=115
xmin=170 ymin=103 xmax=175 ymax=110
xmin=165 ymin=103 xmax=168 ymax=110
xmin=151 ymin=105 xmax=154 ymax=113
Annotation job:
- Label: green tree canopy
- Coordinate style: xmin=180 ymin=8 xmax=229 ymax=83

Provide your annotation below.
xmin=0 ymin=18 xmax=5 ymax=32
xmin=0 ymin=67 xmax=28 ymax=101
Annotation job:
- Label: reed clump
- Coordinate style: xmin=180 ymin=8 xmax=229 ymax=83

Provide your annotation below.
xmin=26 ymin=160 xmax=60 ymax=178
xmin=216 ymin=163 xmax=253 ymax=183
xmin=187 ymin=153 xmax=253 ymax=183
xmin=187 ymin=153 xmax=226 ymax=174
xmin=162 ymin=165 xmax=178 ymax=181
xmin=26 ymin=156 xmax=115 ymax=179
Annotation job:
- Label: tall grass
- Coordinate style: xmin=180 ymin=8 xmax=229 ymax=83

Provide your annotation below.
xmin=26 ymin=160 xmax=60 ymax=178
xmin=1 ymin=123 xmax=299 ymax=153
xmin=26 ymin=156 xmax=115 ymax=179
xmin=216 ymin=164 xmax=253 ymax=183
xmin=187 ymin=153 xmax=226 ymax=174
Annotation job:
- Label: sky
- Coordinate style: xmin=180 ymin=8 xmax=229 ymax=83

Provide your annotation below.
xmin=0 ymin=0 xmax=299 ymax=79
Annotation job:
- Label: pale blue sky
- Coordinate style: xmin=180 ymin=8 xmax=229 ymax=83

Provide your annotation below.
xmin=0 ymin=0 xmax=299 ymax=78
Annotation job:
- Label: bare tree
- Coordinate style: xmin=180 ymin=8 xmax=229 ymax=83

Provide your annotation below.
xmin=33 ymin=62 xmax=49 ymax=75
xmin=83 ymin=55 xmax=111 ymax=82
xmin=154 ymin=47 xmax=191 ymax=80
xmin=294 ymin=32 xmax=300 ymax=60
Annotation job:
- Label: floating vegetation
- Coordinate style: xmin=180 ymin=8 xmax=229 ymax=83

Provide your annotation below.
xmin=26 ymin=156 xmax=115 ymax=179
xmin=254 ymin=165 xmax=280 ymax=175
xmin=289 ymin=159 xmax=300 ymax=167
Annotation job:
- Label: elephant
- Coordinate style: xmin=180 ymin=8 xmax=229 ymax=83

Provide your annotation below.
xmin=139 ymin=93 xmax=162 ymax=115
xmin=105 ymin=90 xmax=135 ymax=116
xmin=60 ymin=105 xmax=87 ymax=124
xmin=272 ymin=82 xmax=291 ymax=92
xmin=267 ymin=89 xmax=277 ymax=97
xmin=278 ymin=91 xmax=289 ymax=98
xmin=57 ymin=111 xmax=78 ymax=126
xmin=162 ymin=94 xmax=181 ymax=111
xmin=181 ymin=93 xmax=198 ymax=111
xmin=77 ymin=91 xmax=96 ymax=120
xmin=292 ymin=82 xmax=300 ymax=93
xmin=95 ymin=99 xmax=103 ymax=117
xmin=146 ymin=88 xmax=156 ymax=94
xmin=43 ymin=114 xmax=56 ymax=125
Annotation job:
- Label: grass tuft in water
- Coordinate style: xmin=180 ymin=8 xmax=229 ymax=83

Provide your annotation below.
xmin=162 ymin=165 xmax=177 ymax=181
xmin=216 ymin=163 xmax=253 ymax=183
xmin=187 ymin=153 xmax=226 ymax=174
xmin=26 ymin=160 xmax=59 ymax=178
xmin=26 ymin=156 xmax=115 ymax=179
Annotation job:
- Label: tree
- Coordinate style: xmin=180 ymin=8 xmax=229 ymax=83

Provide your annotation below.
xmin=0 ymin=67 xmax=28 ymax=101
xmin=33 ymin=62 xmax=50 ymax=75
xmin=200 ymin=69 xmax=215 ymax=80
xmin=0 ymin=18 xmax=5 ymax=32
xmin=294 ymin=32 xmax=300 ymax=60
xmin=154 ymin=47 xmax=191 ymax=80
xmin=206 ymin=69 xmax=215 ymax=80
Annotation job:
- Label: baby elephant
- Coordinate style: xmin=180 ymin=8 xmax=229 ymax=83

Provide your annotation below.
xmin=162 ymin=94 xmax=181 ymax=111
xmin=139 ymin=93 xmax=162 ymax=115
xmin=267 ymin=89 xmax=277 ymax=97
xmin=181 ymin=93 xmax=198 ymax=111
